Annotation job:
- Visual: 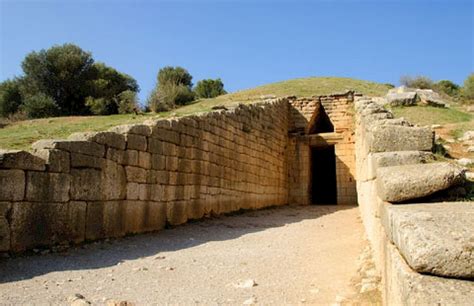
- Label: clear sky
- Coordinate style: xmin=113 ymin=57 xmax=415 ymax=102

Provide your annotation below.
xmin=1 ymin=0 xmax=473 ymax=102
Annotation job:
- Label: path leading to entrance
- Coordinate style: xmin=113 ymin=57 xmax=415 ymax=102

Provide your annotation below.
xmin=0 ymin=206 xmax=367 ymax=305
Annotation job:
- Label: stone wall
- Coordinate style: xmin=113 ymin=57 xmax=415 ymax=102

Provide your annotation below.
xmin=354 ymin=96 xmax=474 ymax=305
xmin=0 ymin=100 xmax=289 ymax=253
xmin=288 ymin=94 xmax=357 ymax=205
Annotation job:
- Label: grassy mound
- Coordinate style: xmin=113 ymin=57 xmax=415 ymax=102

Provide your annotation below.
xmin=0 ymin=77 xmax=392 ymax=150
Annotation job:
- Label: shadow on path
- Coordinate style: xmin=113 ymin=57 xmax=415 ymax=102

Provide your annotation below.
xmin=0 ymin=205 xmax=355 ymax=283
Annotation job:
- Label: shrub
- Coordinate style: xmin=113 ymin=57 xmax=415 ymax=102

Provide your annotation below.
xmin=85 ymin=97 xmax=111 ymax=115
xmin=0 ymin=78 xmax=23 ymax=117
xmin=117 ymin=90 xmax=139 ymax=114
xmin=461 ymin=73 xmax=474 ymax=102
xmin=21 ymin=93 xmax=59 ymax=118
xmin=157 ymin=66 xmax=193 ymax=88
xmin=400 ymin=75 xmax=434 ymax=89
xmin=435 ymin=80 xmax=460 ymax=97
xmin=194 ymin=78 xmax=227 ymax=98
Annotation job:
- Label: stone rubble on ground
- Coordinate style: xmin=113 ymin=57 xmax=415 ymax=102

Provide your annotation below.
xmin=384 ymin=86 xmax=449 ymax=107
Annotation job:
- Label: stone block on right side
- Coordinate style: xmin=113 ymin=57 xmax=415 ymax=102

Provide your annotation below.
xmin=376 ymin=162 xmax=464 ymax=203
xmin=368 ymin=125 xmax=433 ymax=152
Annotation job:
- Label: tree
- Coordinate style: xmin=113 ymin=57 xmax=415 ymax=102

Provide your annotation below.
xmin=148 ymin=66 xmax=195 ymax=112
xmin=21 ymin=43 xmax=96 ymax=115
xmin=86 ymin=63 xmax=140 ymax=115
xmin=400 ymin=75 xmax=434 ymax=89
xmin=157 ymin=66 xmax=193 ymax=88
xmin=194 ymin=78 xmax=227 ymax=98
xmin=0 ymin=78 xmax=23 ymax=117
xmin=21 ymin=93 xmax=59 ymax=118
xmin=117 ymin=90 xmax=139 ymax=114
xmin=435 ymin=80 xmax=460 ymax=97
xmin=461 ymin=73 xmax=474 ymax=101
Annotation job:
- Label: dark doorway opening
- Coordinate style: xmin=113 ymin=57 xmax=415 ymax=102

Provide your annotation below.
xmin=310 ymin=145 xmax=337 ymax=204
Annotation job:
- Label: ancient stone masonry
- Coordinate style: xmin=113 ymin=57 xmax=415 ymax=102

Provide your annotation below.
xmin=354 ymin=96 xmax=474 ymax=305
xmin=288 ymin=93 xmax=357 ymax=205
xmin=0 ymin=100 xmax=289 ymax=252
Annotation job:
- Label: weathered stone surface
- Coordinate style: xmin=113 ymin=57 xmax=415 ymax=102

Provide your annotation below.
xmin=167 ymin=201 xmax=188 ymax=225
xmin=10 ymin=201 xmax=86 ymax=252
xmin=368 ymin=151 xmax=436 ymax=179
xmin=0 ymin=150 xmax=46 ymax=171
xmin=32 ymin=139 xmax=105 ymax=157
xmin=0 ymin=202 xmax=11 ymax=252
xmin=33 ymin=149 xmax=70 ymax=173
xmin=368 ymin=125 xmax=433 ymax=152
xmin=70 ymin=169 xmax=102 ymax=200
xmin=416 ymin=89 xmax=447 ymax=108
xmin=383 ymin=202 xmax=474 ymax=279
xmin=384 ymin=242 xmax=474 ymax=306
xmin=71 ymin=153 xmax=105 ymax=169
xmin=125 ymin=166 xmax=147 ymax=183
xmin=138 ymin=151 xmax=151 ymax=169
xmin=123 ymin=200 xmax=166 ymax=234
xmin=108 ymin=124 xmax=152 ymax=136
xmin=377 ymin=162 xmax=465 ymax=202
xmin=0 ymin=169 xmax=25 ymax=201
xmin=85 ymin=201 xmax=125 ymax=240
xmin=68 ymin=131 xmax=126 ymax=150
xmin=26 ymin=172 xmax=70 ymax=202
xmin=386 ymin=92 xmax=417 ymax=106
xmin=126 ymin=134 xmax=147 ymax=151
xmin=101 ymin=160 xmax=126 ymax=200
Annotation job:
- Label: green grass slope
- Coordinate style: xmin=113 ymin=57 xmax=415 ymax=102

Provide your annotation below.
xmin=0 ymin=77 xmax=392 ymax=150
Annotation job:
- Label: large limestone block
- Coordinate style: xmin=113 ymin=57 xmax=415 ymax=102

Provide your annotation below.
xmin=384 ymin=242 xmax=474 ymax=305
xmin=166 ymin=201 xmax=188 ymax=225
xmin=385 ymin=92 xmax=417 ymax=106
xmin=33 ymin=139 xmax=105 ymax=157
xmin=33 ymin=149 xmax=70 ymax=173
xmin=0 ymin=169 xmax=25 ymax=201
xmin=123 ymin=200 xmax=166 ymax=234
xmin=368 ymin=125 xmax=433 ymax=152
xmin=85 ymin=201 xmax=125 ymax=240
xmin=0 ymin=202 xmax=11 ymax=252
xmin=126 ymin=134 xmax=147 ymax=151
xmin=383 ymin=202 xmax=474 ymax=279
xmin=68 ymin=131 xmax=126 ymax=150
xmin=108 ymin=124 xmax=152 ymax=136
xmin=101 ymin=160 xmax=126 ymax=200
xmin=70 ymin=169 xmax=102 ymax=200
xmin=70 ymin=153 xmax=105 ymax=169
xmin=0 ymin=150 xmax=46 ymax=171
xmin=377 ymin=162 xmax=465 ymax=202
xmin=10 ymin=201 xmax=86 ymax=252
xmin=26 ymin=172 xmax=70 ymax=202
xmin=368 ymin=151 xmax=436 ymax=180
xmin=416 ymin=89 xmax=447 ymax=108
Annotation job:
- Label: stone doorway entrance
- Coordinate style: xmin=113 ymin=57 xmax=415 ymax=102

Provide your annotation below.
xmin=310 ymin=145 xmax=337 ymax=204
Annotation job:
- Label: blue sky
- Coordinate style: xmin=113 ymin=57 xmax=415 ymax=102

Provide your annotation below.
xmin=1 ymin=0 xmax=473 ymax=102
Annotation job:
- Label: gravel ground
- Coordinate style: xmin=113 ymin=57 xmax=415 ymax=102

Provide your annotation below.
xmin=0 ymin=205 xmax=366 ymax=305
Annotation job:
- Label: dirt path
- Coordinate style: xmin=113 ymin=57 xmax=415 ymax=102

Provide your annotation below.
xmin=0 ymin=205 xmax=366 ymax=305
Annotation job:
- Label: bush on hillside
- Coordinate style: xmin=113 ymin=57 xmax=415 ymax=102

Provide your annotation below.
xmin=461 ymin=73 xmax=474 ymax=103
xmin=147 ymin=66 xmax=195 ymax=112
xmin=117 ymin=90 xmax=139 ymax=114
xmin=400 ymin=75 xmax=434 ymax=89
xmin=21 ymin=93 xmax=59 ymax=118
xmin=194 ymin=78 xmax=227 ymax=99
xmin=0 ymin=78 xmax=23 ymax=117
xmin=435 ymin=80 xmax=460 ymax=97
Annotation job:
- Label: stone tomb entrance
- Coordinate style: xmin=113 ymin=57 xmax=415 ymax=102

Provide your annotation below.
xmin=288 ymin=93 xmax=357 ymax=205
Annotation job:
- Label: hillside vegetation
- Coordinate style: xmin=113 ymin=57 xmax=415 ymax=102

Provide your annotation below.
xmin=0 ymin=77 xmax=391 ymax=150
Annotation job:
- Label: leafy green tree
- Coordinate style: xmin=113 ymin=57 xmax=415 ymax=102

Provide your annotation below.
xmin=435 ymin=80 xmax=460 ymax=97
xmin=21 ymin=93 xmax=59 ymax=118
xmin=194 ymin=78 xmax=227 ymax=98
xmin=148 ymin=66 xmax=195 ymax=111
xmin=117 ymin=90 xmax=139 ymax=114
xmin=461 ymin=73 xmax=474 ymax=101
xmin=0 ymin=78 xmax=23 ymax=117
xmin=21 ymin=43 xmax=96 ymax=115
xmin=400 ymin=75 xmax=434 ymax=89
xmin=157 ymin=66 xmax=193 ymax=88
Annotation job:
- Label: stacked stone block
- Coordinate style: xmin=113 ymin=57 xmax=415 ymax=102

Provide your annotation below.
xmin=354 ymin=96 xmax=473 ymax=305
xmin=0 ymin=100 xmax=289 ymax=253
